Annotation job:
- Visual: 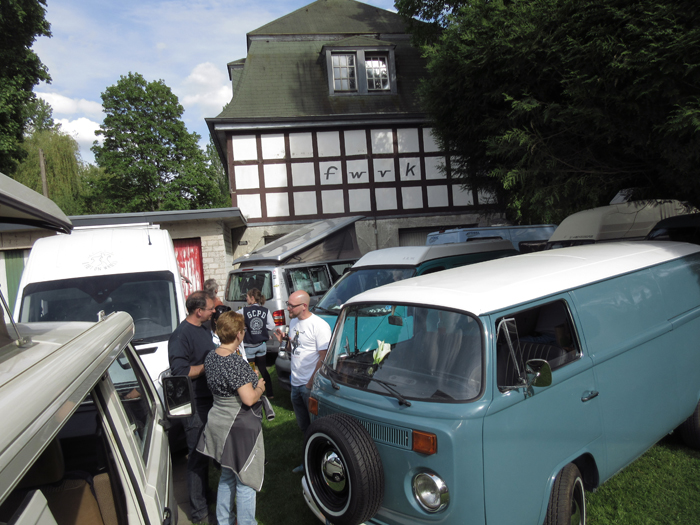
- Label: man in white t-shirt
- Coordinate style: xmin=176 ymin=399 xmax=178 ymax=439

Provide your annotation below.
xmin=274 ymin=290 xmax=331 ymax=436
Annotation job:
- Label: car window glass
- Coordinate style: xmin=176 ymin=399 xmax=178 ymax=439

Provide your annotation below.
xmin=288 ymin=266 xmax=331 ymax=296
xmin=496 ymin=300 xmax=580 ymax=390
xmin=107 ymin=347 xmax=155 ymax=463
xmin=226 ymin=271 xmax=273 ymax=301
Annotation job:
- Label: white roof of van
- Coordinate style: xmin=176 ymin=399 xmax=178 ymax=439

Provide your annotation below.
xmin=352 ymin=239 xmax=515 ymax=268
xmin=548 ymin=200 xmax=696 ymax=242
xmin=348 ymin=242 xmax=700 ymax=315
xmin=26 ymin=227 xmax=175 ymax=281
xmin=0 ymin=312 xmax=133 ymax=502
xmin=0 ymin=172 xmax=72 ymax=233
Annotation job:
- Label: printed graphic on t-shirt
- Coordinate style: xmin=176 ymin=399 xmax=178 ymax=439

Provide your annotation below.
xmin=250 ymin=317 xmax=264 ymax=333
xmin=291 ymin=330 xmax=302 ymax=355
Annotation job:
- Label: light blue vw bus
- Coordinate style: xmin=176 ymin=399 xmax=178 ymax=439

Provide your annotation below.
xmin=303 ymin=242 xmax=700 ymax=525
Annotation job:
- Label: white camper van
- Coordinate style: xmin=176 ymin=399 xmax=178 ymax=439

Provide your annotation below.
xmin=14 ymin=226 xmax=187 ymax=393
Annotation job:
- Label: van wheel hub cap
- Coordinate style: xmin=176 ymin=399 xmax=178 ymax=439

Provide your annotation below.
xmin=321 ymin=450 xmax=346 ymax=491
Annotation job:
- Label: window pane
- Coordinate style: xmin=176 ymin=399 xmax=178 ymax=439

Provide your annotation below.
xmin=332 ymin=53 xmax=357 ymax=92
xmin=108 ymin=347 xmax=155 ymax=462
xmin=366 ymin=55 xmax=389 ymax=91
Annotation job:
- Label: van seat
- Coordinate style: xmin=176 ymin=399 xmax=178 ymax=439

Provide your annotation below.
xmin=43 ymin=478 xmax=104 ymax=525
xmin=498 ymin=342 xmax=567 ymax=388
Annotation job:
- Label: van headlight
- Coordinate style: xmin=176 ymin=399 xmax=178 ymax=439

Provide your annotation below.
xmin=412 ymin=472 xmax=449 ymax=513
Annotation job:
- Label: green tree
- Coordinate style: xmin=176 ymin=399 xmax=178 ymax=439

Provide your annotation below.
xmin=0 ymin=0 xmax=51 ymax=174
xmin=23 ymin=97 xmax=56 ymax=134
xmin=91 ymin=72 xmax=227 ymax=213
xmin=205 ymin=134 xmax=230 ymax=204
xmin=409 ymin=0 xmax=700 ymax=223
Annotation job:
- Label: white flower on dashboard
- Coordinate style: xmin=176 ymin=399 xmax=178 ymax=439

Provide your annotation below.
xmin=373 ymin=340 xmax=392 ymax=365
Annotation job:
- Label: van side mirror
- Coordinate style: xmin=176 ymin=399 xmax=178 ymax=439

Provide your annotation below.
xmin=526 ymin=359 xmax=552 ymax=388
xmin=162 ymin=375 xmax=194 ymax=418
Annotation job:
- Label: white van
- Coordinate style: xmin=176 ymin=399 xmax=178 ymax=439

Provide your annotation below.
xmin=13 ymin=226 xmax=187 ymax=393
xmin=0 ymin=172 xmax=181 ymax=525
xmin=546 ymin=199 xmax=696 ymax=249
xmin=426 ymin=224 xmax=556 ymax=252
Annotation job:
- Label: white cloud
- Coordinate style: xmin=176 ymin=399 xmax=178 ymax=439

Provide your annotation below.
xmin=177 ymin=62 xmax=231 ymax=117
xmin=56 ymin=117 xmax=101 ymax=164
xmin=36 ymin=92 xmax=103 ymax=120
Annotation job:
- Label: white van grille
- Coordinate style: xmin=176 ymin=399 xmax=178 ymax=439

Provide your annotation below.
xmin=317 ymin=406 xmax=411 ymax=449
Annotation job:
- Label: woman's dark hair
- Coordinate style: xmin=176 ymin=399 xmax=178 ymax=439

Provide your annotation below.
xmin=211 ymin=305 xmax=231 ymax=334
xmin=247 ymin=288 xmax=265 ymax=305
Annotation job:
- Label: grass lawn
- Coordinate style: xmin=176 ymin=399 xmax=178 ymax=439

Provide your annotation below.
xmin=205 ymin=366 xmax=700 ymax=524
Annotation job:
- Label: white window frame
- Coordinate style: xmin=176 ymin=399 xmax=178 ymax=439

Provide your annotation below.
xmin=324 ymin=47 xmax=397 ymax=96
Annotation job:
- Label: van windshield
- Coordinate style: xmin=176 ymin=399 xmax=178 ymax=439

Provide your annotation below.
xmin=226 ymin=271 xmax=273 ymax=302
xmin=18 ymin=271 xmax=180 ymax=344
xmin=314 ymin=268 xmax=415 ymax=315
xmin=324 ymin=303 xmax=483 ymax=402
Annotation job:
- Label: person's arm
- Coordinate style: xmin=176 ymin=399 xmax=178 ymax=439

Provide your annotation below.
xmin=238 ymin=379 xmax=266 ymax=406
xmin=266 ymin=309 xmax=276 ymax=336
xmin=306 ymin=349 xmax=327 ymax=389
xmin=188 ymin=364 xmax=205 ymax=378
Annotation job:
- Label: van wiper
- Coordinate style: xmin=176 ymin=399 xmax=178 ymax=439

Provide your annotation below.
xmin=313 ymin=305 xmax=338 ymax=315
xmin=321 ymin=362 xmax=341 ymax=390
xmin=369 ymin=377 xmax=411 ymax=407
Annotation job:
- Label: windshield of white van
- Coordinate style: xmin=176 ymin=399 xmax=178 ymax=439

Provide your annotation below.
xmin=226 ymin=271 xmax=273 ymax=302
xmin=324 ymin=304 xmax=482 ymax=402
xmin=314 ymin=268 xmax=416 ymax=315
xmin=18 ymin=271 xmax=179 ymax=344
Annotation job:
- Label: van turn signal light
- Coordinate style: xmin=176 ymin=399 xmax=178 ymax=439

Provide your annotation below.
xmin=412 ymin=430 xmax=437 ymax=455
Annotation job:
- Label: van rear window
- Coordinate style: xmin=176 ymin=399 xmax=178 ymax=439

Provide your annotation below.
xmin=19 ymin=271 xmax=180 ymax=344
xmin=226 ymin=271 xmax=273 ymax=302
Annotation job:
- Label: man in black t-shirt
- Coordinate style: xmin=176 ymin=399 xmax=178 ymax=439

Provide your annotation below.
xmin=168 ymin=290 xmax=216 ymax=524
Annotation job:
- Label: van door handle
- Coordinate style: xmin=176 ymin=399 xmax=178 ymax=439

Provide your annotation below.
xmin=581 ymin=391 xmax=599 ymax=402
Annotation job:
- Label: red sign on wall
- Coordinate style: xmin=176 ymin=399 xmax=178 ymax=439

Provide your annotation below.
xmin=173 ymin=238 xmax=204 ymax=298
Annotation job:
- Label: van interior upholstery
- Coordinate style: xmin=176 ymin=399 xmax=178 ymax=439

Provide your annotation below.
xmin=496 ymin=300 xmax=580 ymax=389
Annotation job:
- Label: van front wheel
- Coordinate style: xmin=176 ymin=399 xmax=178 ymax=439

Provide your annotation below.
xmin=304 ymin=413 xmax=384 ymax=525
xmin=679 ymin=399 xmax=700 ymax=449
xmin=544 ymin=463 xmax=586 ymax=525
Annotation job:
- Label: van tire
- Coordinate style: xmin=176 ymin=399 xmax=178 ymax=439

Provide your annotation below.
xmin=679 ymin=400 xmax=700 ymax=449
xmin=304 ymin=413 xmax=384 ymax=525
xmin=544 ymin=463 xmax=586 ymax=525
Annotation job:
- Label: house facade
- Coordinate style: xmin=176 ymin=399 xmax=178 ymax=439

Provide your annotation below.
xmin=208 ymin=0 xmax=503 ymax=257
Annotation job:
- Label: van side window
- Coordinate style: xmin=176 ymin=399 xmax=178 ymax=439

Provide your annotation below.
xmin=107 ymin=348 xmax=156 ymax=463
xmin=287 ymin=266 xmax=331 ymax=296
xmin=496 ymin=300 xmax=580 ymax=390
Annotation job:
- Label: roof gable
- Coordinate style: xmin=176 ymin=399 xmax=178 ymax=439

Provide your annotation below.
xmin=250 ymin=0 xmax=407 ymax=37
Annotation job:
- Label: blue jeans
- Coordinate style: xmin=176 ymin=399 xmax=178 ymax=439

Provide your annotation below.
xmin=290 ymin=384 xmax=311 ymax=434
xmin=244 ymin=341 xmax=267 ymax=359
xmin=184 ymin=398 xmax=212 ymax=522
xmin=216 ymin=468 xmax=257 ymax=525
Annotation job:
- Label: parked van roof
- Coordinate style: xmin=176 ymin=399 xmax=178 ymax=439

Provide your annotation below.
xmin=352 ymin=239 xmax=514 ymax=269
xmin=548 ymin=200 xmax=695 ymax=243
xmin=25 ymin=227 xmax=177 ymax=281
xmin=0 ymin=312 xmax=133 ymax=503
xmin=233 ymin=216 xmax=363 ymax=265
xmin=349 ymin=242 xmax=700 ymax=315
xmin=0 ymin=172 xmax=72 ymax=233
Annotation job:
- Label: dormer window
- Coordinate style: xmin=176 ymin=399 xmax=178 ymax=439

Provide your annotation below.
xmin=323 ymin=39 xmax=397 ymax=96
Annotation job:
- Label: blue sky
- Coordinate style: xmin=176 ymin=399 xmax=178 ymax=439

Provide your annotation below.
xmin=33 ymin=0 xmax=397 ymax=164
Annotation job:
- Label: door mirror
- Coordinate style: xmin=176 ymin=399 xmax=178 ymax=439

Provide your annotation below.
xmin=162 ymin=375 xmax=194 ymax=418
xmin=526 ymin=359 xmax=552 ymax=388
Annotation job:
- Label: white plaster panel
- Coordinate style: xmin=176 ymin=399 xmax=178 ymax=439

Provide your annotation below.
xmin=232 ymin=135 xmax=258 ymax=161
xmin=346 ymin=159 xmax=369 ymax=184
xmin=290 ymin=133 xmax=313 ymax=158
xmin=349 ymin=189 xmax=371 ymax=212
xmin=423 ymin=128 xmax=441 ymax=152
xmin=234 ymin=165 xmax=259 ymax=190
xmin=425 ymin=157 xmax=446 ymax=180
xmin=237 ymin=194 xmax=262 ymax=219
xmin=397 ymin=128 xmax=420 ymax=153
xmin=375 ymin=188 xmax=397 ymax=211
xmin=293 ymin=192 xmax=318 ymax=215
xmin=427 ymin=185 xmax=449 ymax=207
xmin=399 ymin=158 xmax=422 ymax=181
xmin=344 ymin=130 xmax=367 ymax=155
xmin=322 ymin=190 xmax=345 ymax=214
xmin=320 ymin=161 xmax=342 ymax=185
xmin=373 ymin=158 xmax=395 ymax=182
xmin=263 ymin=163 xmax=288 ymax=188
xmin=401 ymin=187 xmax=423 ymax=209
xmin=261 ymin=134 xmax=286 ymax=159
xmin=291 ymin=163 xmax=316 ymax=186
xmin=317 ymin=131 xmax=340 ymax=157
xmin=478 ymin=189 xmax=498 ymax=204
xmin=266 ymin=192 xmax=290 ymax=217
xmin=371 ymin=129 xmax=394 ymax=154
xmin=452 ymin=185 xmax=474 ymax=206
